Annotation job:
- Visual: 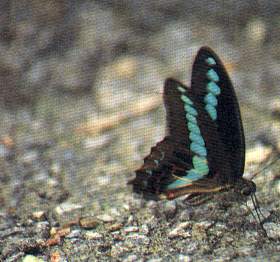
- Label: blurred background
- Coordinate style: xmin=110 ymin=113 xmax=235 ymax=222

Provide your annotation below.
xmin=1 ymin=1 xmax=280 ymax=260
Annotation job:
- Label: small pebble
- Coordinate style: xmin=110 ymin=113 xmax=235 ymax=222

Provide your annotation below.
xmin=55 ymin=203 xmax=82 ymax=215
xmin=110 ymin=207 xmax=121 ymax=217
xmin=146 ymin=259 xmax=162 ymax=262
xmin=127 ymin=215 xmax=134 ymax=224
xmin=85 ymin=231 xmax=103 ymax=240
xmin=194 ymin=221 xmax=213 ymax=229
xmin=83 ymin=134 xmax=111 ymax=149
xmin=168 ymin=222 xmax=192 ymax=239
xmin=21 ymin=151 xmax=38 ymax=164
xmin=124 ymin=226 xmax=139 ymax=234
xmin=140 ymin=224 xmax=149 ymax=235
xmin=263 ymin=222 xmax=280 ymax=239
xmin=22 ymin=255 xmax=44 ymax=262
xmin=162 ymin=200 xmax=177 ymax=219
xmin=79 ymin=217 xmax=99 ymax=229
xmin=111 ymin=231 xmax=124 ymax=241
xmin=107 ymin=223 xmax=123 ymax=232
xmin=32 ymin=211 xmax=46 ymax=221
xmin=123 ymin=254 xmax=139 ymax=262
xmin=96 ymin=214 xmax=115 ymax=223
xmin=126 ymin=233 xmax=150 ymax=245
xmin=65 ymin=229 xmax=81 ymax=239
xmin=245 ymin=145 xmax=272 ymax=165
xmin=237 ymin=246 xmax=254 ymax=256
xmin=110 ymin=243 xmax=127 ymax=258
xmin=35 ymin=221 xmax=50 ymax=238
xmin=192 ymin=222 xmax=211 ymax=241
xmin=274 ymin=180 xmax=280 ymax=195
xmin=178 ymin=254 xmax=192 ymax=262
xmin=0 ymin=144 xmax=9 ymax=158
xmin=123 ymin=203 xmax=130 ymax=211
xmin=179 ymin=209 xmax=193 ymax=221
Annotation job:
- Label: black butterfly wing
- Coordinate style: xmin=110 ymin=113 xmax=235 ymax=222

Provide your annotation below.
xmin=130 ymin=79 xmax=196 ymax=199
xmin=130 ymin=47 xmax=245 ymax=200
xmin=190 ymin=46 xmax=245 ymax=183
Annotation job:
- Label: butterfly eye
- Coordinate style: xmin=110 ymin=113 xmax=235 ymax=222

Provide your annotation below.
xmin=241 ymin=186 xmax=252 ymax=196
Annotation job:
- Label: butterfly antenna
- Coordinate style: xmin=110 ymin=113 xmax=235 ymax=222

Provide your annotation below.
xmin=246 ymin=200 xmax=258 ymax=224
xmin=249 ymin=153 xmax=280 ymax=180
xmin=250 ymin=193 xmax=268 ymax=236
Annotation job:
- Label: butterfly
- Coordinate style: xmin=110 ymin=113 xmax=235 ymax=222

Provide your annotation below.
xmin=129 ymin=47 xmax=266 ymax=229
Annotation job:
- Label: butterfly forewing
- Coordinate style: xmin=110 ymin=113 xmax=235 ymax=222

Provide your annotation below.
xmin=190 ymin=47 xmax=245 ymax=182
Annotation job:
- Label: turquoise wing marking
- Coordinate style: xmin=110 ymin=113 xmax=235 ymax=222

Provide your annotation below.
xmin=204 ymin=57 xmax=221 ymax=121
xmin=166 ymin=85 xmax=210 ymax=190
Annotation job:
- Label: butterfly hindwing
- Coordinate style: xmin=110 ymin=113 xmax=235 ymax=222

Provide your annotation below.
xmin=131 ymin=78 xmax=216 ymax=199
xmin=131 ymin=136 xmax=193 ymax=200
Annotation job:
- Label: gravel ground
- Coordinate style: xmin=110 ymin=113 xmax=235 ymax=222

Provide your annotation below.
xmin=0 ymin=1 xmax=280 ymax=261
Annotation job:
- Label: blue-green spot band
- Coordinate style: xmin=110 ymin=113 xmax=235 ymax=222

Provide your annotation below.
xmin=192 ymin=156 xmax=209 ymax=175
xmin=204 ymin=93 xmax=217 ymax=106
xmin=186 ymin=113 xmax=197 ymax=124
xmin=207 ymin=69 xmax=219 ymax=82
xmin=204 ymin=57 xmax=221 ymax=121
xmin=206 ymin=57 xmax=216 ymax=65
xmin=207 ymin=82 xmax=220 ymax=96
xmin=205 ymin=104 xmax=217 ymax=120
xmin=167 ymin=85 xmax=210 ymax=190
xmin=187 ymin=122 xmax=201 ymax=135
xmin=177 ymin=86 xmax=186 ymax=93
xmin=186 ymin=169 xmax=205 ymax=180
xmin=190 ymin=142 xmax=207 ymax=157
xmin=181 ymin=95 xmax=194 ymax=105
xmin=184 ymin=104 xmax=198 ymax=116
xmin=189 ymin=132 xmax=205 ymax=146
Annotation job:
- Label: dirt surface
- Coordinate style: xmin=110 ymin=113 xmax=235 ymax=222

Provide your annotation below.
xmin=0 ymin=1 xmax=280 ymax=261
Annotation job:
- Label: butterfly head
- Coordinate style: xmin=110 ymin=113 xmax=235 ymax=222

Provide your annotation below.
xmin=234 ymin=178 xmax=256 ymax=197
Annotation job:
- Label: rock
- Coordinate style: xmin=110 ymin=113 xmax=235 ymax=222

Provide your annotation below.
xmin=162 ymin=200 xmax=177 ymax=219
xmin=178 ymin=209 xmax=193 ymax=221
xmin=140 ymin=224 xmax=149 ymax=235
xmin=35 ymin=222 xmax=50 ymax=239
xmin=32 ymin=211 xmax=46 ymax=221
xmin=178 ymin=254 xmax=192 ymax=262
xmin=79 ymin=217 xmax=99 ymax=229
xmin=97 ymin=214 xmax=115 ymax=223
xmin=146 ymin=259 xmax=162 ymax=262
xmin=65 ymin=229 xmax=81 ymax=239
xmin=83 ymin=134 xmax=112 ymax=149
xmin=107 ymin=223 xmax=123 ymax=232
xmin=124 ymin=226 xmax=139 ymax=234
xmin=21 ymin=151 xmax=38 ymax=164
xmin=245 ymin=145 xmax=272 ymax=165
xmin=54 ymin=202 xmax=82 ymax=216
xmin=126 ymin=233 xmax=150 ymax=245
xmin=192 ymin=221 xmax=213 ymax=241
xmin=123 ymin=254 xmax=139 ymax=262
xmin=168 ymin=222 xmax=192 ymax=238
xmin=22 ymin=255 xmax=44 ymax=262
xmin=85 ymin=232 xmax=103 ymax=240
xmin=263 ymin=222 xmax=280 ymax=239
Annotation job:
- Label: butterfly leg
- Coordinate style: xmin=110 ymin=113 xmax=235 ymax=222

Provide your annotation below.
xmin=183 ymin=193 xmax=213 ymax=206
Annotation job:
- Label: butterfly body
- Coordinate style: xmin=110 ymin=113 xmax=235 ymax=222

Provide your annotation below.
xmin=130 ymin=47 xmax=256 ymax=204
